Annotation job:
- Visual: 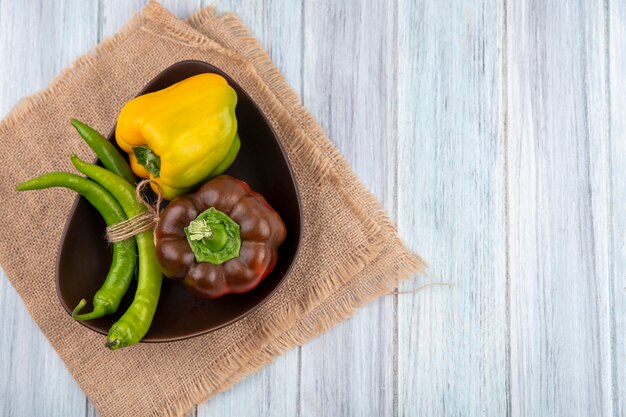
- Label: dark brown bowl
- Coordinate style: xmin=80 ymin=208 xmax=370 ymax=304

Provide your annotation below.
xmin=56 ymin=61 xmax=302 ymax=342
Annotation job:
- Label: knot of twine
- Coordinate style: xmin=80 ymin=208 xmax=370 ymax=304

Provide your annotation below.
xmin=106 ymin=179 xmax=162 ymax=243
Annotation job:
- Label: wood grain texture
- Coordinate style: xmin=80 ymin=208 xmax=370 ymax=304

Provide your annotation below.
xmin=609 ymin=0 xmax=626 ymax=416
xmin=298 ymin=1 xmax=397 ymax=416
xmin=396 ymin=0 xmax=508 ymax=416
xmin=507 ymin=1 xmax=612 ymax=416
xmin=100 ymin=0 xmax=201 ymax=39
xmin=2 ymin=0 xmax=625 ymax=416
xmin=0 ymin=1 xmax=99 ymax=416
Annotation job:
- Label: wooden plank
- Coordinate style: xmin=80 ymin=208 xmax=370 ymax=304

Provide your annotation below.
xmin=0 ymin=1 xmax=99 ymax=416
xmin=195 ymin=1 xmax=301 ymax=416
xmin=99 ymin=0 xmax=202 ymax=39
xmin=0 ymin=275 xmax=88 ymax=417
xmin=396 ymin=0 xmax=508 ymax=416
xmin=507 ymin=0 xmax=612 ymax=416
xmin=608 ymin=0 xmax=626 ymax=415
xmin=298 ymin=1 xmax=397 ymax=416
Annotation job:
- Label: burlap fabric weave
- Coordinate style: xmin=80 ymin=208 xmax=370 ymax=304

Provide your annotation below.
xmin=0 ymin=2 xmax=425 ymax=416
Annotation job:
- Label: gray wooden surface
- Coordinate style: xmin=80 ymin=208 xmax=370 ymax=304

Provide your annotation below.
xmin=0 ymin=0 xmax=623 ymax=416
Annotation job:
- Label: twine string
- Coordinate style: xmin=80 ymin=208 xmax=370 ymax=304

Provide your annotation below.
xmin=106 ymin=179 xmax=162 ymax=243
xmin=392 ymin=281 xmax=452 ymax=295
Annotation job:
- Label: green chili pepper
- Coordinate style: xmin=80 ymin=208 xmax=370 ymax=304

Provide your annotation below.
xmin=71 ymin=119 xmax=136 ymax=185
xmin=15 ymin=172 xmax=136 ymax=320
xmin=70 ymin=155 xmax=162 ymax=350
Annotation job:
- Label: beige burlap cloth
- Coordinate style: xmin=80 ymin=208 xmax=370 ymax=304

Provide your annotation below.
xmin=0 ymin=2 xmax=425 ymax=416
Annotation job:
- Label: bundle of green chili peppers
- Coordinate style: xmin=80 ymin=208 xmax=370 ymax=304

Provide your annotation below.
xmin=16 ymin=119 xmax=162 ymax=350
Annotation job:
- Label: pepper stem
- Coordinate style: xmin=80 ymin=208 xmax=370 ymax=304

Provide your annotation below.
xmin=72 ymin=298 xmax=107 ymax=321
xmin=133 ymin=145 xmax=161 ymax=178
xmin=187 ymin=218 xmax=214 ymax=241
xmin=184 ymin=207 xmax=241 ymax=265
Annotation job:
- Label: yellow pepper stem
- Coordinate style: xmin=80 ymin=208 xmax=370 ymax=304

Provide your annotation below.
xmin=133 ymin=145 xmax=161 ymax=178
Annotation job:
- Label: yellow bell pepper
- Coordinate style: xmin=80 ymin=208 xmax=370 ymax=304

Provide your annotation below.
xmin=115 ymin=73 xmax=240 ymax=199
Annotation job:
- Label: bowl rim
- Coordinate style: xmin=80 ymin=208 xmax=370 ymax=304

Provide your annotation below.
xmin=55 ymin=60 xmax=304 ymax=342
